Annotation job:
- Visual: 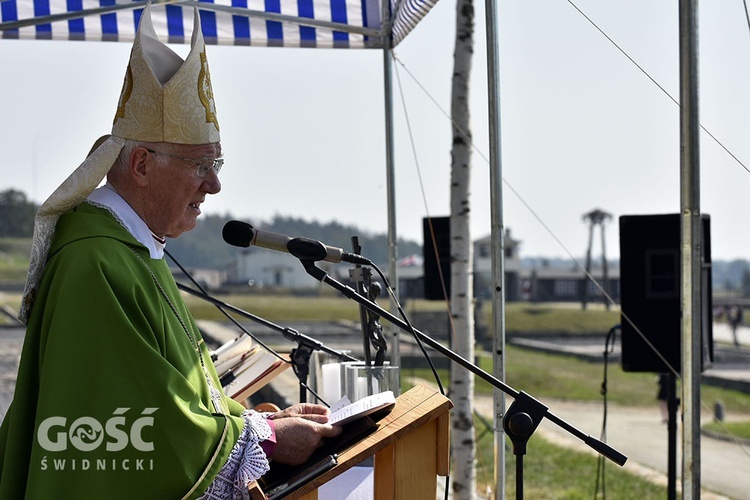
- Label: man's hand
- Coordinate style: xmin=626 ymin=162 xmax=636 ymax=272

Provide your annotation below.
xmin=271 ymin=403 xmax=332 ymax=424
xmin=269 ymin=415 xmax=342 ymax=466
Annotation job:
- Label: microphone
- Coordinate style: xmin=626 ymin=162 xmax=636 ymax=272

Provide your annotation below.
xmin=222 ymin=220 xmax=371 ymax=265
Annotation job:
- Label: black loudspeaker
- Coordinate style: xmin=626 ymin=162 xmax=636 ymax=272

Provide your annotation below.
xmin=619 ymin=213 xmax=713 ymax=373
xmin=423 ymin=217 xmax=451 ymax=301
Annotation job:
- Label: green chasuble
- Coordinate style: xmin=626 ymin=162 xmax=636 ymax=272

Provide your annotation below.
xmin=0 ymin=203 xmax=248 ymax=499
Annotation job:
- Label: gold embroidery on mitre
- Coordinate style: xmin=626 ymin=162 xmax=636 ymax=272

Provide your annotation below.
xmin=113 ymin=64 xmax=134 ymax=125
xmin=198 ymin=51 xmax=219 ymax=132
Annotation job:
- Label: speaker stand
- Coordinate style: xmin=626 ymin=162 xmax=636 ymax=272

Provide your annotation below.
xmin=666 ymin=372 xmax=679 ymax=500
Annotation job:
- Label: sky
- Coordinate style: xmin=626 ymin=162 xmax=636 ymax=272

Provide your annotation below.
xmin=1 ymin=1 xmax=750 ymax=262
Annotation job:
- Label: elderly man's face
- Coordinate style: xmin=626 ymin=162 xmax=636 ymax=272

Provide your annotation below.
xmin=145 ymin=142 xmax=222 ymax=238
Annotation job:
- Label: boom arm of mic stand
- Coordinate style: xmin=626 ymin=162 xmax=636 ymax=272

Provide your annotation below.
xmin=298 ymin=261 xmax=628 ymax=467
xmin=177 ymin=282 xmax=359 ymax=403
xmin=175 ymin=282 xmax=358 ymax=364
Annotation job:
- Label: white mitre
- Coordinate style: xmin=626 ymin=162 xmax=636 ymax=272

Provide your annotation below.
xmin=20 ymin=3 xmax=220 ymax=324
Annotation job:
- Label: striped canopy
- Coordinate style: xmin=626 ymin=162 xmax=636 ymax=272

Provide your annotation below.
xmin=0 ymin=0 xmax=438 ymax=48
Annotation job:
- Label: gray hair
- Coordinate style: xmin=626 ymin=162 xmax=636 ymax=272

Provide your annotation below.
xmin=110 ymin=140 xmax=170 ymax=175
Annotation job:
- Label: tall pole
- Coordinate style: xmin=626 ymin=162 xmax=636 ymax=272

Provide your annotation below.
xmin=583 ymin=220 xmax=594 ymax=310
xmin=383 ymin=40 xmax=400 ymax=374
xmin=600 ymin=222 xmax=609 ymax=310
xmin=582 ymin=209 xmax=611 ymax=310
xmin=484 ymin=0 xmax=506 ymax=496
xmin=679 ymin=0 xmax=701 ymax=497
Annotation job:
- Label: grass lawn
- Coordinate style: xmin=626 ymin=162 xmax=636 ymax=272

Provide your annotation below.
xmin=503 ymin=302 xmax=621 ymax=335
xmin=473 ymin=415 xmax=668 ymax=499
xmin=182 ymin=293 xmax=364 ymax=323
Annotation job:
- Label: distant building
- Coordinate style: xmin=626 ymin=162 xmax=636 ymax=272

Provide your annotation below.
xmin=522 ymin=263 xmax=620 ymax=304
xmin=396 ymin=228 xmax=523 ymax=301
xmin=473 ymin=229 xmax=522 ymax=301
xmin=171 ymin=267 xmax=227 ymax=291
xmin=228 ymin=248 xmax=334 ymax=290
xmin=225 ymin=230 xmax=621 ymax=304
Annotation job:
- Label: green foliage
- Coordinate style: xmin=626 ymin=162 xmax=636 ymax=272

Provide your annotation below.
xmin=0 ymin=189 xmax=37 ymax=237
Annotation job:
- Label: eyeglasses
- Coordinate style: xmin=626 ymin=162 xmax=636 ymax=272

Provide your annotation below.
xmin=146 ymin=149 xmax=224 ymax=177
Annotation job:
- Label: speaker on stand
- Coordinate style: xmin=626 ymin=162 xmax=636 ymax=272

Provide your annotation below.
xmin=423 ymin=217 xmax=451 ymax=301
xmin=618 ymin=213 xmax=713 ymax=373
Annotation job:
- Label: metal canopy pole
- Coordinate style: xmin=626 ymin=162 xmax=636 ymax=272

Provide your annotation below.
xmin=382 ymin=32 xmax=401 ymax=373
xmin=484 ymin=0 xmax=506 ymax=496
xmin=678 ymin=0 xmax=701 ymax=497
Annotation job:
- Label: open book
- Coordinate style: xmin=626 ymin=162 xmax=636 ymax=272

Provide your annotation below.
xmin=212 ymin=334 xmax=258 ymax=376
xmin=210 ymin=334 xmax=289 ymax=402
xmin=259 ymin=412 xmax=381 ymax=495
xmin=328 ymin=391 xmax=397 ymax=426
xmin=258 ymin=390 xmax=397 ymax=495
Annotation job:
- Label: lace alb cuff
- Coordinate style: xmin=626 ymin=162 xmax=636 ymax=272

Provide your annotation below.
xmin=198 ymin=410 xmax=272 ymax=500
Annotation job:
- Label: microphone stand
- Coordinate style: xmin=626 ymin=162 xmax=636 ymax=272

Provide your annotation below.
xmin=350 ymin=236 xmax=373 ymax=370
xmin=296 ymin=259 xmax=627 ymax=498
xmin=349 ymin=237 xmax=388 ymax=396
xmin=175 ymin=282 xmax=358 ymax=404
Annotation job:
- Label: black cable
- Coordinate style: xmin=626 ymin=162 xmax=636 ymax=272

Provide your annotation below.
xmin=174 ymin=249 xmax=450 ymax=493
xmin=594 ymin=324 xmax=619 ymax=499
xmin=365 ymin=259 xmax=448 ymax=498
xmin=567 ymin=0 xmax=750 ymax=174
xmin=367 ymin=260 xmax=445 ymax=396
xmin=165 ymin=249 xmax=290 ymax=367
xmin=168 ymin=252 xmax=339 ymax=407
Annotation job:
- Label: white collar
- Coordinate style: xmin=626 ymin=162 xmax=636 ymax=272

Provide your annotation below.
xmin=86 ymin=184 xmax=165 ymax=259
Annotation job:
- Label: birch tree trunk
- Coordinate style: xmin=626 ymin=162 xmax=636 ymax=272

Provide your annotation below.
xmin=449 ymin=0 xmax=476 ymax=496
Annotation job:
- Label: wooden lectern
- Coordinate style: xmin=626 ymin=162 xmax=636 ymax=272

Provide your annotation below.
xmin=249 ymin=383 xmax=453 ymax=499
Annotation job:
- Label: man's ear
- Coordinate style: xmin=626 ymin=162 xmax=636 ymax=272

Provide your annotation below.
xmin=130 ymin=147 xmax=151 ymax=187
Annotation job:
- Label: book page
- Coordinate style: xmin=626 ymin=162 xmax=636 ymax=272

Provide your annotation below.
xmin=328 ymin=395 xmax=352 ymax=413
xmin=214 ymin=344 xmax=261 ymax=377
xmin=222 ymin=350 xmax=283 ymax=400
xmin=329 ymin=391 xmax=396 ymax=426
xmin=211 ymin=334 xmax=254 ymax=362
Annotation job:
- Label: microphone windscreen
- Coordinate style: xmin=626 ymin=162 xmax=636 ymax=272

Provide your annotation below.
xmin=222 ymin=220 xmax=255 ymax=247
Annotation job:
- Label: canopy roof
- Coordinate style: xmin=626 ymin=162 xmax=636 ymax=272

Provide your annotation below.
xmin=0 ymin=0 xmax=438 ymax=48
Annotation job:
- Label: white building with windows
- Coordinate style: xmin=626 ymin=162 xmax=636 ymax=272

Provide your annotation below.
xmin=231 ymin=249 xmax=336 ymax=290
